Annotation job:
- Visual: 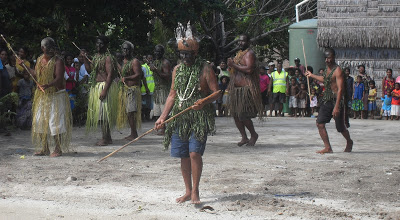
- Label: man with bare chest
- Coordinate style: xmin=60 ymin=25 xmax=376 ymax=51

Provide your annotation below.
xmin=27 ymin=37 xmax=72 ymax=157
xmin=84 ymin=35 xmax=119 ymax=146
xmin=305 ymin=48 xmax=353 ymax=154
xmin=227 ymin=34 xmax=262 ymax=146
xmin=117 ymin=41 xmax=143 ymax=140
xmin=155 ymin=23 xmax=220 ymax=204
xmin=150 ymin=45 xmax=172 ymax=135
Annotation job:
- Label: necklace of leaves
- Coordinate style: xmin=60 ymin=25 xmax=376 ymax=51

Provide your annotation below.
xmin=176 ymin=60 xmax=201 ymax=108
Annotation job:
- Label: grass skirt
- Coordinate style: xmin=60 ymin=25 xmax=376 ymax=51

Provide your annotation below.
xmin=86 ymin=82 xmax=119 ymax=132
xmin=117 ymin=85 xmax=142 ymax=130
xmin=32 ymin=89 xmax=72 ymax=152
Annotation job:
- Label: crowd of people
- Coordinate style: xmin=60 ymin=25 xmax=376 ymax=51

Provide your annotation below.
xmin=2 ymin=27 xmax=394 ymax=204
xmin=1 ymin=41 xmax=400 ymax=140
xmin=254 ymin=59 xmax=400 ymax=121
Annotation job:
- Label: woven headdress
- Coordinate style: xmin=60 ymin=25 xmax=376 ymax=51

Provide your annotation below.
xmin=175 ymin=21 xmax=200 ymax=53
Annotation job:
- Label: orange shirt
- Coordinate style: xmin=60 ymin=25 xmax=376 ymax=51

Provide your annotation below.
xmin=391 ymin=89 xmax=400 ymax=105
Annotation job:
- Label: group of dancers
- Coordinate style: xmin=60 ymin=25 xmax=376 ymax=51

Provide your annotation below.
xmin=19 ymin=22 xmax=352 ymax=204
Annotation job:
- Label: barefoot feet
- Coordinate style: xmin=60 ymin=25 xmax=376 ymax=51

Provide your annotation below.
xmin=191 ymin=190 xmax=201 ymax=204
xmin=237 ymin=138 xmax=249 ymax=146
xmin=96 ymin=139 xmax=112 ymax=146
xmin=34 ymin=150 xmax=50 ymax=156
xmin=124 ymin=134 xmax=138 ymax=141
xmin=176 ymin=193 xmax=191 ymax=203
xmin=316 ymin=147 xmax=333 ymax=154
xmin=247 ymin=133 xmax=258 ymax=146
xmin=344 ymin=140 xmax=353 ymax=152
xmin=50 ymin=151 xmax=62 ymax=157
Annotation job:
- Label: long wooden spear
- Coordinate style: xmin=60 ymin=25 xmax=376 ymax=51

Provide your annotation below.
xmin=1 ymin=34 xmax=45 ymax=93
xmin=98 ymin=90 xmax=222 ymax=162
xmin=301 ymin=39 xmax=312 ymax=104
xmin=72 ymin=42 xmax=92 ymax=63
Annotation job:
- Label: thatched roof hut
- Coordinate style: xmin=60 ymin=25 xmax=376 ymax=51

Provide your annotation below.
xmin=317 ymin=0 xmax=400 ymax=94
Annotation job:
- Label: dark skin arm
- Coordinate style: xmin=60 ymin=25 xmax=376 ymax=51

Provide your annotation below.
xmin=268 ymin=76 xmax=273 ymax=94
xmin=226 ymin=51 xmax=256 ymax=75
xmin=285 ymin=75 xmax=289 ymax=95
xmin=333 ymin=67 xmax=345 ymax=118
xmin=305 ymin=70 xmax=324 ymax=82
xmin=192 ymin=63 xmax=221 ymax=110
xmin=381 ymin=76 xmax=386 ymax=98
xmin=99 ymin=56 xmax=113 ymax=100
xmin=122 ymin=59 xmax=142 ymax=82
xmin=82 ymin=51 xmax=92 ymax=73
xmin=141 ymin=76 xmax=150 ymax=95
xmin=150 ymin=59 xmax=172 ymax=80
xmin=18 ymin=59 xmax=36 ymax=78
xmin=154 ymin=65 xmax=178 ymax=130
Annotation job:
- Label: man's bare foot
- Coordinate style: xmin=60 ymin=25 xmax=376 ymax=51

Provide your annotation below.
xmin=124 ymin=135 xmax=138 ymax=141
xmin=191 ymin=190 xmax=201 ymax=204
xmin=176 ymin=193 xmax=191 ymax=203
xmin=237 ymin=138 xmax=249 ymax=146
xmin=50 ymin=151 xmax=62 ymax=157
xmin=34 ymin=150 xmax=50 ymax=156
xmin=247 ymin=133 xmax=258 ymax=146
xmin=316 ymin=148 xmax=333 ymax=154
xmin=344 ymin=140 xmax=353 ymax=152
xmin=96 ymin=139 xmax=112 ymax=146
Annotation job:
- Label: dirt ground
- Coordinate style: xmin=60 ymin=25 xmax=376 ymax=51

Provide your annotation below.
xmin=1 ymin=116 xmax=400 ymax=220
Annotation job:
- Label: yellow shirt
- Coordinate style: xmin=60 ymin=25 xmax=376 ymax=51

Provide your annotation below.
xmin=16 ymin=60 xmax=31 ymax=73
xmin=368 ymin=88 xmax=377 ymax=101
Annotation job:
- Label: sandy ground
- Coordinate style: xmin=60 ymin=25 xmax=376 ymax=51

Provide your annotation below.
xmin=1 ymin=116 xmax=400 ymax=220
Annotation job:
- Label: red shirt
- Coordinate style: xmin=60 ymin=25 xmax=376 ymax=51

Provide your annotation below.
xmin=391 ymin=89 xmax=400 ymax=105
xmin=65 ymin=66 xmax=76 ymax=90
xmin=259 ymin=74 xmax=270 ymax=93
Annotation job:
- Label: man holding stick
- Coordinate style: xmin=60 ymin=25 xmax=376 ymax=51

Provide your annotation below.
xmin=155 ymin=22 xmax=220 ymax=204
xmin=83 ymin=35 xmax=119 ymax=146
xmin=304 ymin=48 xmax=353 ymax=154
xmin=25 ymin=37 xmax=72 ymax=157
xmin=116 ymin=41 xmax=143 ymax=140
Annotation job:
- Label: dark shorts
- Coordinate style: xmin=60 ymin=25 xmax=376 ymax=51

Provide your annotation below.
xmin=261 ymin=90 xmax=269 ymax=105
xmin=316 ymin=101 xmax=349 ymax=132
xmin=272 ymin=92 xmax=286 ymax=104
xmin=170 ymin=131 xmax=207 ymax=158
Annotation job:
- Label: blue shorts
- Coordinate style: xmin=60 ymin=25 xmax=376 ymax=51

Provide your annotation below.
xmin=368 ymin=101 xmax=376 ymax=111
xmin=170 ymin=131 xmax=207 ymax=158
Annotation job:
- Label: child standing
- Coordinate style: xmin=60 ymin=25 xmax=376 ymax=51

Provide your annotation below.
xmin=310 ymin=88 xmax=318 ymax=117
xmin=352 ymin=75 xmax=364 ymax=119
xmin=296 ymin=83 xmax=308 ymax=117
xmin=391 ymin=82 xmax=400 ymax=120
xmin=367 ymin=80 xmax=377 ymax=119
xmin=288 ymin=77 xmax=299 ymax=117
xmin=381 ymin=88 xmax=392 ymax=120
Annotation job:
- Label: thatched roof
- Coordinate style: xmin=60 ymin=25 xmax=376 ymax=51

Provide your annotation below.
xmin=317 ymin=0 xmax=400 ymax=48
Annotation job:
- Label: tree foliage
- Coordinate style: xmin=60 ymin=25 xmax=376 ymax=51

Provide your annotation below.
xmin=0 ymin=0 xmax=317 ymax=62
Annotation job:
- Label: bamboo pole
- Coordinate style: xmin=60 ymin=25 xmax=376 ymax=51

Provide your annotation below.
xmin=72 ymin=42 xmax=92 ymax=63
xmin=1 ymin=34 xmax=45 ymax=93
xmin=301 ymin=39 xmax=312 ymax=104
xmin=98 ymin=90 xmax=221 ymax=162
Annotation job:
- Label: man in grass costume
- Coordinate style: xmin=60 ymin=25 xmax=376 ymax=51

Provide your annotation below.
xmin=117 ymin=41 xmax=143 ymax=140
xmin=83 ymin=35 xmax=119 ymax=146
xmin=29 ymin=37 xmax=72 ymax=157
xmin=155 ymin=22 xmax=220 ymax=204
